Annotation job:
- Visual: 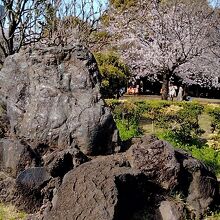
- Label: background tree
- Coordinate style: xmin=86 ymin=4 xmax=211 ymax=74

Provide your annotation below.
xmin=0 ymin=0 xmax=108 ymax=65
xmin=0 ymin=0 xmax=49 ymax=63
xmin=105 ymin=0 xmax=220 ymax=99
xmin=43 ymin=0 xmax=107 ymax=48
xmin=109 ymin=0 xmax=137 ymax=10
xmin=94 ymin=51 xmax=130 ymax=98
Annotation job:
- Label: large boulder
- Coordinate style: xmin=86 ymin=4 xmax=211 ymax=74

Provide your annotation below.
xmin=127 ymin=137 xmax=180 ymax=190
xmin=0 ymin=45 xmax=119 ymax=155
xmin=43 ymin=155 xmax=164 ymax=220
xmin=126 ymin=136 xmax=219 ymax=218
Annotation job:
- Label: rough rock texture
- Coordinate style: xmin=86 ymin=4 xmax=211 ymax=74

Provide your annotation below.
xmin=43 ymin=146 xmax=89 ymax=177
xmin=0 ymin=45 xmax=119 ymax=155
xmin=0 ymin=102 xmax=9 ymax=138
xmin=157 ymin=199 xmax=186 ymax=220
xmin=43 ymin=155 xmax=164 ymax=220
xmin=0 ymin=173 xmax=17 ymax=203
xmin=127 ymin=137 xmax=180 ymax=190
xmin=0 ymin=142 xmax=89 ymax=214
xmin=16 ymin=167 xmax=52 ymax=212
xmin=127 ymin=136 xmax=219 ymax=218
xmin=17 ymin=167 xmax=51 ymax=192
xmin=0 ymin=138 xmax=40 ymax=177
xmin=175 ymin=149 xmax=219 ymax=218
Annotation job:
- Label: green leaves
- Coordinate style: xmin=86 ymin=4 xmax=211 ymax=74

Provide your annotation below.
xmin=206 ymin=105 xmax=220 ymax=133
xmin=107 ymin=98 xmax=220 ymax=176
xmin=94 ymin=51 xmax=130 ymax=98
xmin=107 ymin=99 xmax=205 ymax=142
xmin=107 ymin=99 xmax=143 ymax=140
xmin=109 ymin=0 xmax=137 ymax=10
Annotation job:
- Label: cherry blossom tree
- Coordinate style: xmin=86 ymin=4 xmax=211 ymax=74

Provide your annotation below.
xmin=105 ymin=0 xmax=220 ymax=99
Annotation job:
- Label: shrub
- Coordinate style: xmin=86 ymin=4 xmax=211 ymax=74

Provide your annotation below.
xmin=158 ymin=131 xmax=220 ymax=176
xmin=106 ymin=99 xmax=143 ymax=140
xmin=107 ymin=99 xmax=204 ymax=142
xmin=170 ymin=102 xmax=204 ymax=142
xmin=206 ymin=104 xmax=220 ymax=133
xmin=207 ymin=133 xmax=220 ymax=150
xmin=140 ymin=100 xmax=204 ymax=143
xmin=94 ymin=51 xmax=130 ymax=98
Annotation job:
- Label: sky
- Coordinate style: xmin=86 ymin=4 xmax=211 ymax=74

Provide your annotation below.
xmin=208 ymin=0 xmax=220 ymax=7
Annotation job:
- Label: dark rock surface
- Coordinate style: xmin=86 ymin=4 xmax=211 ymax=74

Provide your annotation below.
xmin=16 ymin=167 xmax=52 ymax=212
xmin=127 ymin=138 xmax=180 ymax=190
xmin=175 ymin=149 xmax=219 ymax=218
xmin=0 ymin=102 xmax=9 ymax=138
xmin=0 ymin=45 xmax=119 ymax=155
xmin=16 ymin=167 xmax=51 ymax=192
xmin=44 ymin=146 xmax=89 ymax=177
xmin=43 ymin=155 xmax=164 ymax=220
xmin=0 ymin=173 xmax=17 ymax=204
xmin=0 ymin=138 xmax=39 ymax=177
xmin=127 ymin=136 xmax=219 ymax=218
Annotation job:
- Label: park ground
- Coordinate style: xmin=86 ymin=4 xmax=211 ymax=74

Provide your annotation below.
xmin=121 ymin=94 xmax=220 ymax=138
xmin=121 ymin=94 xmax=220 ymax=104
xmin=1 ymin=95 xmax=220 ymax=220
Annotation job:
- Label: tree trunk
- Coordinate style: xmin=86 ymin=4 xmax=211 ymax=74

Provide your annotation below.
xmin=161 ymin=74 xmax=169 ymax=100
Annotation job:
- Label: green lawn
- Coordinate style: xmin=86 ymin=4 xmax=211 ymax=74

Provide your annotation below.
xmin=122 ymin=94 xmax=219 ymax=138
xmin=0 ymin=203 xmax=26 ymax=220
xmin=111 ymin=96 xmax=220 ymax=177
xmin=121 ymin=94 xmax=220 ymax=104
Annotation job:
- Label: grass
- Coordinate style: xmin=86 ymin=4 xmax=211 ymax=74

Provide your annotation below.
xmin=0 ymin=203 xmax=26 ymax=220
xmin=121 ymin=94 xmax=220 ymax=104
xmin=199 ymin=113 xmax=213 ymax=139
xmin=114 ymin=96 xmax=220 ymax=177
xmin=121 ymin=95 xmax=219 ymax=140
xmin=138 ymin=102 xmax=214 ymax=139
xmin=205 ymin=211 xmax=220 ymax=220
xmin=115 ymin=119 xmax=141 ymax=141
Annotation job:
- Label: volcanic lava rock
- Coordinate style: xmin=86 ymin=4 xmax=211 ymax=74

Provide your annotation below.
xmin=0 ymin=45 xmax=120 ymax=155
xmin=0 ymin=138 xmax=39 ymax=177
xmin=43 ymin=155 xmax=164 ymax=220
